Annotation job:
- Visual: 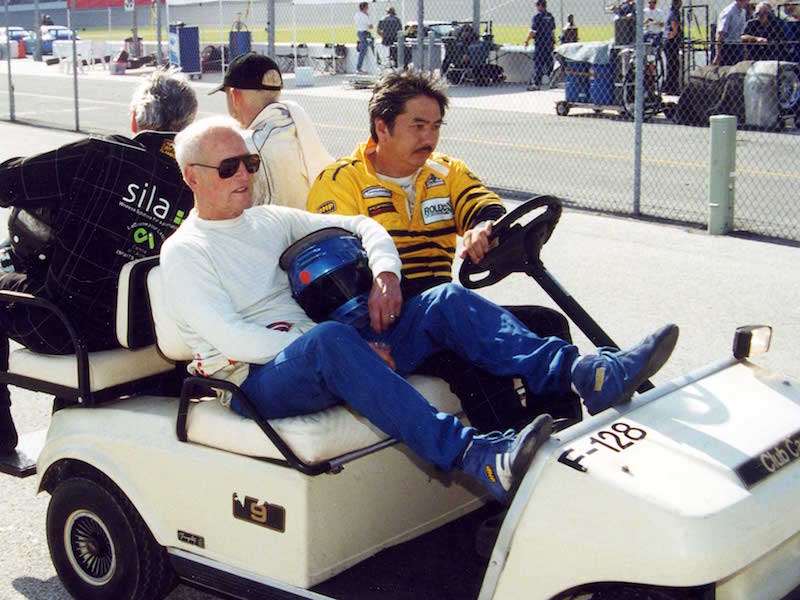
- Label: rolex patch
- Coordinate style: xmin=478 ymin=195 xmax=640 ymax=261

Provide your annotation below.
xmin=368 ymin=202 xmax=397 ymax=218
xmin=425 ymin=174 xmax=445 ymax=189
xmin=362 ymin=186 xmax=393 ymax=199
xmin=484 ymin=465 xmax=497 ymax=483
xmin=421 ymin=196 xmax=453 ymax=225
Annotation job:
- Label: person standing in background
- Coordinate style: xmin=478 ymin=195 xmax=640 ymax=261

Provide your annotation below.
xmin=663 ymin=0 xmax=683 ymax=95
xmin=643 ymin=0 xmax=666 ymax=45
xmin=355 ymin=2 xmax=374 ymax=74
xmin=524 ymin=0 xmax=556 ymax=91
xmin=713 ymin=0 xmax=748 ymax=66
xmin=378 ymin=7 xmax=403 ymax=67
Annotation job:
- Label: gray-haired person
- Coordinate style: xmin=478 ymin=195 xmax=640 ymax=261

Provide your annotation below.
xmin=0 ymin=68 xmax=197 ymax=454
xmin=130 ymin=66 xmax=198 ymax=133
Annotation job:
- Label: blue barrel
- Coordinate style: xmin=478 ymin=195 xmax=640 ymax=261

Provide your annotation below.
xmin=229 ymin=30 xmax=252 ymax=60
xmin=590 ymin=63 xmax=615 ymax=106
xmin=564 ymin=60 xmax=590 ymax=103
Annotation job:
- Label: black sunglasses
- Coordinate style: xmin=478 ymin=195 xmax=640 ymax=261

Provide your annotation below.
xmin=190 ymin=153 xmax=261 ymax=179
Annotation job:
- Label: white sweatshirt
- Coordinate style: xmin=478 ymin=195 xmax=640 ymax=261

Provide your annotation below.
xmin=160 ymin=205 xmax=401 ymax=387
xmin=244 ymin=100 xmax=333 ymax=209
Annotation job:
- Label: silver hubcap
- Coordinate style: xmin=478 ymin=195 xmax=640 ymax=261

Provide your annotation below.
xmin=64 ymin=509 xmax=116 ymax=586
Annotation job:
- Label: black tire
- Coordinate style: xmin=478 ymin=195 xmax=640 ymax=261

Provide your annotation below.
xmin=556 ymin=101 xmax=570 ymax=116
xmin=46 ymin=476 xmax=176 ymax=600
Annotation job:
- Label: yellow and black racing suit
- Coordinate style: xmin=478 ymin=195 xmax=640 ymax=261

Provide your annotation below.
xmin=307 ymin=139 xmax=506 ymax=298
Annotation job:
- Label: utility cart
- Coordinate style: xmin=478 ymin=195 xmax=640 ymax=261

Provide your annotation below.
xmin=555 ymin=39 xmax=669 ymax=119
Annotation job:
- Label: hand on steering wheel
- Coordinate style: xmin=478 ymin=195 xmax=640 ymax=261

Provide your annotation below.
xmin=459 ymin=195 xmax=562 ymax=290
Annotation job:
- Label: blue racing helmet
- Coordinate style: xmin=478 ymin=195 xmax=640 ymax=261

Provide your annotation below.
xmin=279 ymin=227 xmax=373 ymax=329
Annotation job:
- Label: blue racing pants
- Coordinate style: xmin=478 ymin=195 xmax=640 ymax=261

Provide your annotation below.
xmin=531 ymin=47 xmax=554 ymax=86
xmin=234 ymin=283 xmax=578 ymax=470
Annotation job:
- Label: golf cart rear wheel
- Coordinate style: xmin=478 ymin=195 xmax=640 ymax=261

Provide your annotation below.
xmin=47 ymin=476 xmax=176 ymax=600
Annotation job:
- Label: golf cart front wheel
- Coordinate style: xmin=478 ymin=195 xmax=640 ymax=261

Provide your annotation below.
xmin=47 ymin=476 xmax=176 ymax=600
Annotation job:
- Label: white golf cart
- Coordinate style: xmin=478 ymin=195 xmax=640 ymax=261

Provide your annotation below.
xmin=1 ymin=197 xmax=799 ymax=600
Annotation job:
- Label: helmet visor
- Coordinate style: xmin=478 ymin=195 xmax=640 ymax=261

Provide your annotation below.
xmin=297 ymin=258 xmax=372 ymax=323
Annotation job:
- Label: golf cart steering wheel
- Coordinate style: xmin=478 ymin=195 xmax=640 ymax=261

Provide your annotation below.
xmin=459 ymin=195 xmax=562 ymax=290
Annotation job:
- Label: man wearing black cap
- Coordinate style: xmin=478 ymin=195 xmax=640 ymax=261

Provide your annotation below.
xmin=211 ymin=52 xmax=332 ymax=209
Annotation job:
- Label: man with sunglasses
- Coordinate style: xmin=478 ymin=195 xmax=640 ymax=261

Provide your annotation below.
xmin=0 ymin=68 xmax=197 ymax=454
xmin=161 ymin=116 xmax=678 ymax=506
xmin=211 ymin=52 xmax=332 ymax=210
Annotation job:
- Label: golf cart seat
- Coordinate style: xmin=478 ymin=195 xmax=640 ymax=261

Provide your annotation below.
xmin=0 ymin=257 xmax=176 ymax=407
xmin=145 ymin=263 xmax=463 ymax=470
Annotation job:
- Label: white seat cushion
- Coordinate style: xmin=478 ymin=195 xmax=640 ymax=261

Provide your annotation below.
xmin=9 ymin=344 xmax=174 ymax=390
xmin=147 ymin=265 xmax=193 ymax=361
xmin=186 ymin=374 xmax=464 ymax=463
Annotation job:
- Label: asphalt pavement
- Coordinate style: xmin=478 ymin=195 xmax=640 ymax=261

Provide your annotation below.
xmin=0 ymin=87 xmax=798 ymax=599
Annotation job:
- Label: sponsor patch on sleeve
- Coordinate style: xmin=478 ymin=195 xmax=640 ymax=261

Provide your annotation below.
xmin=362 ymin=186 xmax=393 ymax=199
xmin=421 ymin=196 xmax=454 ymax=225
xmin=368 ymin=202 xmax=397 ymax=218
xmin=316 ymin=200 xmax=337 ymax=214
xmin=425 ymin=174 xmax=445 ymax=189
xmin=160 ymin=139 xmax=176 ymax=158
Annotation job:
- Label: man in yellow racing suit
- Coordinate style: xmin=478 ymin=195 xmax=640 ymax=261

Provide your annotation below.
xmin=307 ymin=71 xmax=580 ymax=432
xmin=308 ymin=138 xmax=505 ymax=299
xmin=307 ymin=72 xmax=506 ymax=299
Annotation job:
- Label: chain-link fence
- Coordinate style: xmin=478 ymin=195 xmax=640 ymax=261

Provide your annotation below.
xmin=1 ymin=0 xmax=799 ymax=242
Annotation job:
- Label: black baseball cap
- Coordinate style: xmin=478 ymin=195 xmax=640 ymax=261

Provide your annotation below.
xmin=209 ymin=52 xmax=283 ymax=94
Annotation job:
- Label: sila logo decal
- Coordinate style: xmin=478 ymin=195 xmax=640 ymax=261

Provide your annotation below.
xmin=123 ymin=182 xmax=184 ymax=225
